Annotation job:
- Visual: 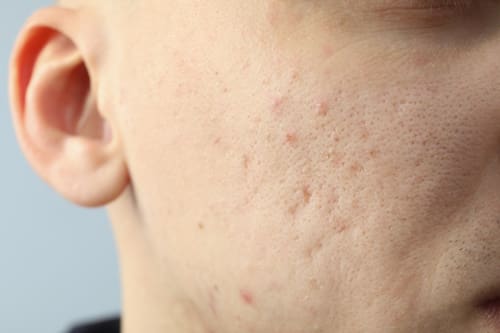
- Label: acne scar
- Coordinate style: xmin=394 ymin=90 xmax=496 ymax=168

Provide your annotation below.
xmin=240 ymin=289 xmax=254 ymax=305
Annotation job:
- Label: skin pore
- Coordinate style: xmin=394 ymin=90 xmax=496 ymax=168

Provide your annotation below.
xmin=9 ymin=0 xmax=500 ymax=332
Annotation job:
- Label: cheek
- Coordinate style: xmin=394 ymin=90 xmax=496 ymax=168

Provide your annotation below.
xmin=117 ymin=21 xmax=499 ymax=330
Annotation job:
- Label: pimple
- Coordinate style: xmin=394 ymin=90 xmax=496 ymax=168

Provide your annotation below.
xmin=288 ymin=203 xmax=299 ymax=216
xmin=317 ymin=101 xmax=329 ymax=116
xmin=240 ymin=289 xmax=254 ymax=306
xmin=349 ymin=162 xmax=363 ymax=176
xmin=213 ymin=137 xmax=221 ymax=145
xmin=285 ymin=132 xmax=298 ymax=144
xmin=333 ymin=217 xmax=349 ymax=234
xmin=243 ymin=154 xmax=251 ymax=171
xmin=360 ymin=129 xmax=370 ymax=141
xmin=302 ymin=185 xmax=312 ymax=204
xmin=368 ymin=148 xmax=380 ymax=158
xmin=271 ymin=96 xmax=286 ymax=115
xmin=331 ymin=152 xmax=344 ymax=167
xmin=412 ymin=53 xmax=431 ymax=67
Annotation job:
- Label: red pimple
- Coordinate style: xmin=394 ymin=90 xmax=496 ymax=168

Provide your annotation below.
xmin=285 ymin=132 xmax=298 ymax=144
xmin=240 ymin=289 xmax=254 ymax=305
xmin=302 ymin=185 xmax=312 ymax=204
xmin=271 ymin=96 xmax=286 ymax=115
xmin=317 ymin=101 xmax=329 ymax=116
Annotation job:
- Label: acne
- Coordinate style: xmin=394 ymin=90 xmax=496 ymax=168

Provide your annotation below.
xmin=368 ymin=148 xmax=380 ymax=158
xmin=198 ymin=223 xmax=205 ymax=230
xmin=317 ymin=101 xmax=329 ymax=116
xmin=412 ymin=52 xmax=431 ymax=67
xmin=302 ymin=185 xmax=312 ymax=204
xmin=349 ymin=162 xmax=363 ymax=176
xmin=240 ymin=289 xmax=255 ymax=306
xmin=271 ymin=96 xmax=287 ymax=115
xmin=287 ymin=185 xmax=313 ymax=217
xmin=285 ymin=132 xmax=299 ymax=144
xmin=243 ymin=154 xmax=251 ymax=171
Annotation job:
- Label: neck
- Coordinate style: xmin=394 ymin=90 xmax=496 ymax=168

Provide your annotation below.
xmin=107 ymin=189 xmax=208 ymax=333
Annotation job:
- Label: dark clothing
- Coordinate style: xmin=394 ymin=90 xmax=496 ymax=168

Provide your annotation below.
xmin=67 ymin=316 xmax=120 ymax=333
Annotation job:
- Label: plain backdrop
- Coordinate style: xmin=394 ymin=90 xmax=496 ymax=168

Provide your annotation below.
xmin=1 ymin=1 xmax=121 ymax=332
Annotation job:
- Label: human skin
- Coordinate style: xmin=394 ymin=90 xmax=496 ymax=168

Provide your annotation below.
xmin=8 ymin=0 xmax=500 ymax=332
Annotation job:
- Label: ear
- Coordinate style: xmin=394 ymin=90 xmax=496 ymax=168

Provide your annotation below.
xmin=9 ymin=6 xmax=129 ymax=207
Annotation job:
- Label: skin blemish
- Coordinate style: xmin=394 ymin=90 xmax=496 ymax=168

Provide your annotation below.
xmin=368 ymin=148 xmax=380 ymax=158
xmin=243 ymin=154 xmax=251 ymax=171
xmin=288 ymin=203 xmax=299 ymax=216
xmin=360 ymin=128 xmax=370 ymax=141
xmin=331 ymin=151 xmax=345 ymax=167
xmin=271 ymin=96 xmax=286 ymax=115
xmin=317 ymin=101 xmax=329 ymax=116
xmin=198 ymin=223 xmax=205 ymax=230
xmin=285 ymin=132 xmax=298 ymax=144
xmin=240 ymin=289 xmax=254 ymax=306
xmin=349 ymin=162 xmax=364 ymax=176
xmin=288 ymin=185 xmax=312 ymax=217
xmin=213 ymin=137 xmax=221 ymax=145
xmin=302 ymin=185 xmax=312 ymax=204
xmin=333 ymin=217 xmax=349 ymax=234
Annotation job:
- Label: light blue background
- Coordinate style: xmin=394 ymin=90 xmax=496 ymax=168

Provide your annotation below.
xmin=1 ymin=1 xmax=121 ymax=332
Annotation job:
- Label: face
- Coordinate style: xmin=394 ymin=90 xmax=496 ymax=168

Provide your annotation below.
xmin=103 ymin=1 xmax=500 ymax=332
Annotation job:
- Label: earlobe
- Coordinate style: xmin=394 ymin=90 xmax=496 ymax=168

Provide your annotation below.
xmin=9 ymin=7 xmax=129 ymax=207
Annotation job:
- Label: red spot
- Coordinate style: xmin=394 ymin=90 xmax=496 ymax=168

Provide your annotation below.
xmin=317 ymin=101 xmax=329 ymax=116
xmin=285 ymin=132 xmax=298 ymax=144
xmin=240 ymin=289 xmax=254 ymax=305
xmin=271 ymin=96 xmax=286 ymax=115
xmin=302 ymin=185 xmax=312 ymax=204
xmin=323 ymin=44 xmax=334 ymax=58
xmin=243 ymin=155 xmax=251 ymax=170
xmin=368 ymin=149 xmax=379 ymax=158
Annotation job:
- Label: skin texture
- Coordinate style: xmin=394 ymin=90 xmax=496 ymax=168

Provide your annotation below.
xmin=8 ymin=0 xmax=500 ymax=332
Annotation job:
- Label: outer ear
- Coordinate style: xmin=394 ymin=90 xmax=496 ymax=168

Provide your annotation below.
xmin=9 ymin=6 xmax=129 ymax=207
